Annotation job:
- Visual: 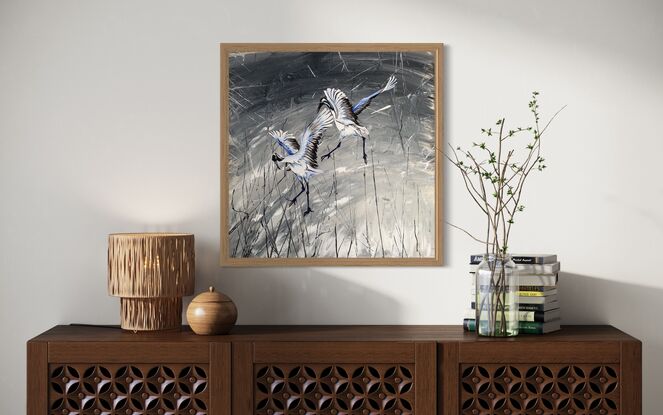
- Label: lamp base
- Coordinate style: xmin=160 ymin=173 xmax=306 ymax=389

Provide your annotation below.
xmin=120 ymin=297 xmax=182 ymax=331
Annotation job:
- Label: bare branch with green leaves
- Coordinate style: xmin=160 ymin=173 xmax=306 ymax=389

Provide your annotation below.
xmin=445 ymin=92 xmax=565 ymax=256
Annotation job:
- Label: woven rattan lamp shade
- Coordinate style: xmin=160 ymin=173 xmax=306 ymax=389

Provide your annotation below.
xmin=108 ymin=233 xmax=194 ymax=331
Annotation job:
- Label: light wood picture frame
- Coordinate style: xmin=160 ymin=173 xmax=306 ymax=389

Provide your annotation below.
xmin=221 ymin=43 xmax=443 ymax=266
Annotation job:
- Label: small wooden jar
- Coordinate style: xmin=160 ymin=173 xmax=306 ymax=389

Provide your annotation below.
xmin=186 ymin=287 xmax=237 ymax=335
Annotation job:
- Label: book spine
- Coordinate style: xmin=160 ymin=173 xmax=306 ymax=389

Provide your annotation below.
xmin=518 ymin=304 xmax=547 ymax=312
xmin=517 ymin=321 xmax=545 ymax=333
xmin=463 ymin=319 xmax=546 ymax=334
xmin=470 ymin=285 xmax=554 ymax=291
xmin=528 ymin=311 xmax=544 ymax=322
xmin=469 ymin=255 xmax=483 ymax=264
xmin=469 ymin=255 xmax=556 ymax=265
xmin=518 ymin=285 xmax=552 ymax=292
xmin=463 ymin=318 xmax=475 ymax=331
xmin=470 ymin=311 xmax=543 ymax=322
xmin=471 ymin=302 xmax=548 ymax=312
xmin=469 ymin=264 xmax=560 ymax=275
xmin=517 ymin=291 xmax=548 ymax=297
xmin=511 ymin=256 xmax=549 ymax=264
xmin=517 ymin=264 xmax=560 ymax=274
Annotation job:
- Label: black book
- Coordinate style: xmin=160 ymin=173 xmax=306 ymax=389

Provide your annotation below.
xmin=470 ymin=254 xmax=557 ymax=265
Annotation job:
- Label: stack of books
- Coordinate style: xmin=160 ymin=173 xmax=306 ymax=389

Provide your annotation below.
xmin=463 ymin=254 xmax=561 ymax=334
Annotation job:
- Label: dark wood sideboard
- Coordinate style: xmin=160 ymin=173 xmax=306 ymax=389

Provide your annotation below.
xmin=27 ymin=325 xmax=641 ymax=415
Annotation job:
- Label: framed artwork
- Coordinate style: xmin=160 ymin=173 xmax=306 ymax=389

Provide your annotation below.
xmin=220 ymin=43 xmax=443 ymax=266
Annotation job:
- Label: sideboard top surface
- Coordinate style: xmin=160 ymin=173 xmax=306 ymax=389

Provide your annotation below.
xmin=29 ymin=324 xmax=639 ymax=343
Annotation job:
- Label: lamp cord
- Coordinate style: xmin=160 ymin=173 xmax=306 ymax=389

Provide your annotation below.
xmin=69 ymin=323 xmax=123 ymax=330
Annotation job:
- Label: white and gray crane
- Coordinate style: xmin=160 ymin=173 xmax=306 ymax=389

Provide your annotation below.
xmin=269 ymin=106 xmax=334 ymax=216
xmin=318 ymin=75 xmax=397 ymax=164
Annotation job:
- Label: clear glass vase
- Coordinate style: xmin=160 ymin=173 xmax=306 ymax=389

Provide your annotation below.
xmin=475 ymin=254 xmax=519 ymax=337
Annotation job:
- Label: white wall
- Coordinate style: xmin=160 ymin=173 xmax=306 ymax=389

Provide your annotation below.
xmin=1 ymin=0 xmax=661 ymax=412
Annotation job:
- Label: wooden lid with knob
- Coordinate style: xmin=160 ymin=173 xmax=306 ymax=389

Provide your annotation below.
xmin=190 ymin=286 xmax=234 ymax=304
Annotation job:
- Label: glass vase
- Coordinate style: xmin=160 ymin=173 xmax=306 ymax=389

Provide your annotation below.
xmin=475 ymin=254 xmax=519 ymax=337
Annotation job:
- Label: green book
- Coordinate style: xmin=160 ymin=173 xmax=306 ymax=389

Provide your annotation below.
xmin=463 ymin=318 xmax=561 ymax=334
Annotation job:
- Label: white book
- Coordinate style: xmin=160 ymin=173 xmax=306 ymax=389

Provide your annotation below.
xmin=469 ymin=273 xmax=558 ymax=287
xmin=517 ymin=274 xmax=558 ymax=286
xmin=519 ymin=294 xmax=558 ymax=304
xmin=469 ymin=262 xmax=560 ymax=275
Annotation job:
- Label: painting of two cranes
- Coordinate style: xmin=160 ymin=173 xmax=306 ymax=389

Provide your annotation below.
xmin=224 ymin=48 xmax=440 ymax=261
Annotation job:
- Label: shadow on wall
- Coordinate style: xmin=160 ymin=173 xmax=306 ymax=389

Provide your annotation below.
xmin=559 ymin=273 xmax=658 ymax=413
xmin=187 ymin=238 xmax=403 ymax=325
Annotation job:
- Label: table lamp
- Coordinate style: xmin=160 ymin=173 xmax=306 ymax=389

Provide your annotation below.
xmin=108 ymin=233 xmax=195 ymax=331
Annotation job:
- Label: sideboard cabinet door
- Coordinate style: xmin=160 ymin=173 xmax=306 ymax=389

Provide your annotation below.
xmin=233 ymin=341 xmax=436 ymax=415
xmin=442 ymin=340 xmax=641 ymax=415
xmin=32 ymin=341 xmax=230 ymax=415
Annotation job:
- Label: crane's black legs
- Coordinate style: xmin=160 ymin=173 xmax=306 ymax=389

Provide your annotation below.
xmin=290 ymin=181 xmax=314 ymax=216
xmin=303 ymin=183 xmax=313 ymax=216
xmin=321 ymin=141 xmax=342 ymax=161
xmin=289 ymin=181 xmax=306 ymax=205
xmin=321 ymin=138 xmax=368 ymax=164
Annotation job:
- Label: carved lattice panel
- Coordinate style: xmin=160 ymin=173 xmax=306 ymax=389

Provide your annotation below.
xmin=460 ymin=364 xmax=619 ymax=415
xmin=255 ymin=364 xmax=415 ymax=415
xmin=48 ymin=364 xmax=209 ymax=415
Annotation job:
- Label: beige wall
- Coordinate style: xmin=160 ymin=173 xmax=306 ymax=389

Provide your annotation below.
xmin=1 ymin=0 xmax=662 ymax=412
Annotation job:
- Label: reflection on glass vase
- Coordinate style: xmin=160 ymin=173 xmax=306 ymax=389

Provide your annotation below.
xmin=475 ymin=254 xmax=519 ymax=337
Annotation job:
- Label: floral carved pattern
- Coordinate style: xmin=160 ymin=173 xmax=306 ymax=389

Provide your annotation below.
xmin=254 ymin=364 xmax=415 ymax=415
xmin=460 ymin=364 xmax=619 ymax=415
xmin=48 ymin=364 xmax=208 ymax=415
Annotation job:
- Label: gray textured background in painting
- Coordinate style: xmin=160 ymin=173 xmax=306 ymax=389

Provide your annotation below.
xmin=228 ymin=51 xmax=436 ymax=258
